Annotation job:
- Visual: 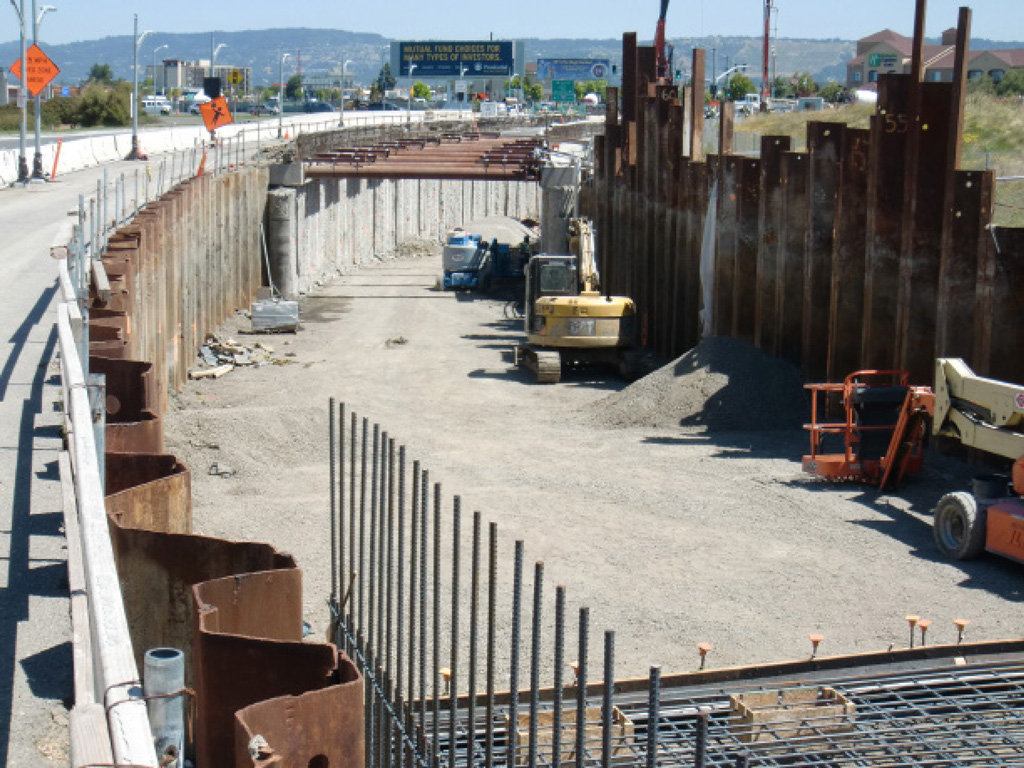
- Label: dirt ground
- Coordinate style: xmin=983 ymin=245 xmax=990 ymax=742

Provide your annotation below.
xmin=165 ymin=245 xmax=1024 ymax=681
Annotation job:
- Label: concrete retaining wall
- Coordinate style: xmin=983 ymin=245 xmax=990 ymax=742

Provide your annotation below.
xmin=278 ymin=176 xmax=542 ymax=295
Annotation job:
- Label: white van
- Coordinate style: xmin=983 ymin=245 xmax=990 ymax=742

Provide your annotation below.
xmin=142 ymin=96 xmax=172 ymax=115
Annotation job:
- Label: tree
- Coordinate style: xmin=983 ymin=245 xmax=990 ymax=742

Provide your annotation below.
xmin=285 ymin=74 xmax=304 ymax=100
xmin=772 ymin=76 xmax=794 ymax=98
xmin=412 ymin=81 xmax=430 ymax=99
xmin=374 ymin=62 xmax=397 ymax=99
xmin=75 ymin=82 xmax=130 ymax=127
xmin=793 ymin=72 xmax=818 ymax=97
xmin=726 ymin=73 xmax=756 ymax=101
xmin=819 ymin=82 xmax=845 ymax=103
xmin=967 ymin=74 xmax=996 ymax=96
xmin=524 ymin=82 xmax=543 ymax=102
xmin=995 ymin=68 xmax=1024 ymax=97
xmin=86 ymin=63 xmax=115 ymax=85
xmin=574 ymin=79 xmax=608 ymax=100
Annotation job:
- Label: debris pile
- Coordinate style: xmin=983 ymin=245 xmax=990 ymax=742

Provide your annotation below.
xmin=587 ymin=336 xmax=807 ymax=431
xmin=189 ymin=335 xmax=294 ymax=380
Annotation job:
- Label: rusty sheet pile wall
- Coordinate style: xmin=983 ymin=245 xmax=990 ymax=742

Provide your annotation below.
xmin=69 ymin=165 xmax=365 ymax=768
xmin=587 ymin=7 xmax=1024 ymax=387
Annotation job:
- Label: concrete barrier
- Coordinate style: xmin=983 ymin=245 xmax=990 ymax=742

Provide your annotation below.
xmin=0 ymin=149 xmax=17 ymax=185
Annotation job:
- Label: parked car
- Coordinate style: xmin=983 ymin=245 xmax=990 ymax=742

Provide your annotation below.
xmin=367 ymin=102 xmax=401 ymax=111
xmin=251 ymin=104 xmax=279 ymax=115
xmin=303 ymin=101 xmax=335 ymax=113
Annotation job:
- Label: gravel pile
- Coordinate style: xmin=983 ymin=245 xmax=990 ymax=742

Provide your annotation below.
xmin=588 ymin=336 xmax=807 ymax=431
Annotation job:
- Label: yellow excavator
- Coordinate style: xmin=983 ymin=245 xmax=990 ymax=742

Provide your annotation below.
xmin=514 ymin=218 xmax=638 ymax=384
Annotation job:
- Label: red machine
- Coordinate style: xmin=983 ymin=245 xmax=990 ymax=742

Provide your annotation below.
xmin=654 ymin=0 xmax=670 ymax=81
xmin=802 ymin=370 xmax=935 ymax=490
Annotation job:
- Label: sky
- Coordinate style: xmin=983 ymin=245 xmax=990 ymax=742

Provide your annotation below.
xmin=4 ymin=0 xmax=1023 ymax=47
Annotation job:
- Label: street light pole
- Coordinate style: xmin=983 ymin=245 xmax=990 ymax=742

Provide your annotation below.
xmin=30 ymin=1 xmax=55 ymax=180
xmin=9 ymin=0 xmax=28 ymax=182
xmin=129 ymin=14 xmax=152 ymax=160
xmin=278 ymin=52 xmax=290 ymax=138
xmin=152 ymin=43 xmax=168 ymax=96
xmin=407 ymin=62 xmax=416 ymax=125
xmin=339 ymin=59 xmax=352 ymax=127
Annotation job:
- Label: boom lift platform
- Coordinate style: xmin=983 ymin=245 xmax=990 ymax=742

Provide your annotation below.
xmin=802 ymin=370 xmax=934 ymax=490
xmin=803 ymin=360 xmax=1024 ymax=563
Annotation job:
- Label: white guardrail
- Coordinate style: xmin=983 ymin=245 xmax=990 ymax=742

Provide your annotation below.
xmin=58 ymin=239 xmax=158 ymax=766
xmin=2 ymin=109 xmax=480 ymax=186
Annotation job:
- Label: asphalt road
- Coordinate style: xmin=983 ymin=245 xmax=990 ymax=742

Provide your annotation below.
xmin=0 ymin=160 xmax=143 ymax=766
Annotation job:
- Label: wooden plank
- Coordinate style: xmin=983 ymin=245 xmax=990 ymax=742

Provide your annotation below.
xmin=70 ymin=704 xmax=114 ymax=768
xmin=895 ymin=82 xmax=954 ymax=383
xmin=57 ymin=303 xmax=158 ymax=767
xmin=60 ymin=451 xmax=96 ymax=707
xmin=827 ymin=128 xmax=871 ymax=381
xmin=937 ymin=170 xmax=992 ymax=362
xmin=802 ymin=121 xmax=844 ymax=380
xmin=719 ymin=101 xmax=734 ymax=156
xmin=862 ymin=75 xmax=910 ymax=370
xmin=776 ymin=152 xmax=809 ymax=366
xmin=755 ymin=134 xmax=791 ymax=353
xmin=732 ymin=156 xmax=761 ymax=343
xmin=690 ymin=49 xmax=706 ymax=162
xmin=714 ymin=154 xmax=739 ymax=335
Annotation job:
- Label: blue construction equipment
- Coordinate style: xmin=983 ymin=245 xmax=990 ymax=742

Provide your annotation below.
xmin=442 ymin=230 xmax=493 ymax=291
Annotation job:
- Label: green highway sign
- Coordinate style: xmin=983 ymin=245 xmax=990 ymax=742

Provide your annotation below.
xmin=552 ymin=79 xmax=575 ymax=102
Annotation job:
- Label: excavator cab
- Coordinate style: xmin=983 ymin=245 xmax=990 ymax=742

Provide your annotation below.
xmin=524 ymin=255 xmax=577 ymax=335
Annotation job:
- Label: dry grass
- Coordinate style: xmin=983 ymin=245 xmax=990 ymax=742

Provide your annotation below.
xmin=734 ymin=95 xmax=1024 ymax=227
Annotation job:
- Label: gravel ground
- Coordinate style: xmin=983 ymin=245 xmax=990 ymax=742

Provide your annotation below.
xmin=165 ymin=247 xmax=1024 ymax=681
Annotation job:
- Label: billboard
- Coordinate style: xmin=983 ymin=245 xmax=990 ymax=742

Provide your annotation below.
xmin=868 ymin=53 xmax=899 ymax=68
xmin=398 ymin=41 xmax=515 ymax=78
xmin=537 ymin=58 xmax=611 ymax=81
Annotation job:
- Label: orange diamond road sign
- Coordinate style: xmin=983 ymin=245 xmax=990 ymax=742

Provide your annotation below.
xmin=9 ymin=44 xmax=60 ymax=97
xmin=199 ymin=96 xmax=233 ymax=133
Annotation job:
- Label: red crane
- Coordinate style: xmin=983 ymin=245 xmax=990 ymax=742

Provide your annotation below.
xmin=655 ymin=0 xmax=671 ymax=81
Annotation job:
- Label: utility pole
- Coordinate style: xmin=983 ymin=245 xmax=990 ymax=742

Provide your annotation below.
xmin=10 ymin=0 xmax=28 ymax=182
xmin=278 ymin=51 xmax=290 ymax=138
xmin=762 ymin=0 xmax=773 ymax=110
xmin=31 ymin=1 xmax=56 ymax=180
xmin=129 ymin=14 xmax=152 ymax=160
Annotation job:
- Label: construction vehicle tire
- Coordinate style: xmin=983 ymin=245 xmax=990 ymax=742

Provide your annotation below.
xmin=933 ymin=491 xmax=986 ymax=560
xmin=618 ymin=349 xmax=646 ymax=382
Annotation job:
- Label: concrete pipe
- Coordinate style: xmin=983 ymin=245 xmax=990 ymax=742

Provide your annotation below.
xmin=143 ymin=647 xmax=185 ymax=766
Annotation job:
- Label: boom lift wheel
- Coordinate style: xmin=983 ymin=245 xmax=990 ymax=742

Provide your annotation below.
xmin=933 ymin=491 xmax=986 ymax=560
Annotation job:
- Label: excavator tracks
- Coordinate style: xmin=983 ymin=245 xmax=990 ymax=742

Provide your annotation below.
xmin=517 ymin=345 xmax=562 ymax=384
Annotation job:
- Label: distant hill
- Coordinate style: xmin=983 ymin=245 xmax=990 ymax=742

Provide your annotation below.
xmin=0 ymin=29 xmax=1021 ymax=90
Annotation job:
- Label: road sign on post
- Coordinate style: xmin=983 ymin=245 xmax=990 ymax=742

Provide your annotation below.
xmin=552 ymin=79 xmax=575 ymax=102
xmin=8 ymin=44 xmax=60 ymax=97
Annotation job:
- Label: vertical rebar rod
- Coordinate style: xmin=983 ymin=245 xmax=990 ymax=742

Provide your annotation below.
xmin=431 ymin=482 xmax=441 ymax=768
xmin=359 ymin=417 xmax=368 ymax=634
xmin=467 ymin=512 xmax=482 ymax=767
xmin=363 ymin=629 xmax=373 ymax=768
xmin=409 ymin=461 xmax=420 ymax=712
xmin=508 ymin=540 xmax=525 ymax=767
xmin=396 ymin=445 xmax=406 ymax=768
xmin=378 ymin=436 xmax=390 ymax=768
xmin=694 ymin=712 xmax=709 ymax=768
xmin=528 ymin=561 xmax=544 ymax=768
xmin=733 ymin=752 xmax=749 ymax=768
xmin=575 ymin=608 xmax=589 ymax=768
xmin=349 ymin=412 xmax=358 ymax=654
xmin=449 ymin=498 xmax=461 ymax=767
xmin=418 ymin=471 xmax=429 ymax=743
xmin=601 ymin=631 xmax=614 ymax=768
xmin=330 ymin=398 xmax=338 ymax=606
xmin=553 ymin=586 xmax=566 ymax=768
xmin=647 ymin=666 xmax=661 ymax=768
xmin=369 ymin=424 xmax=380 ymax=670
xmin=388 ymin=438 xmax=396 ymax=679
xmin=338 ymin=403 xmax=346 ymax=621
xmin=484 ymin=522 xmax=497 ymax=768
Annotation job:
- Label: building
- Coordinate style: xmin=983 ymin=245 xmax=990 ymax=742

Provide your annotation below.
xmin=147 ymin=60 xmax=252 ymax=97
xmin=847 ymin=28 xmax=1024 ymax=88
